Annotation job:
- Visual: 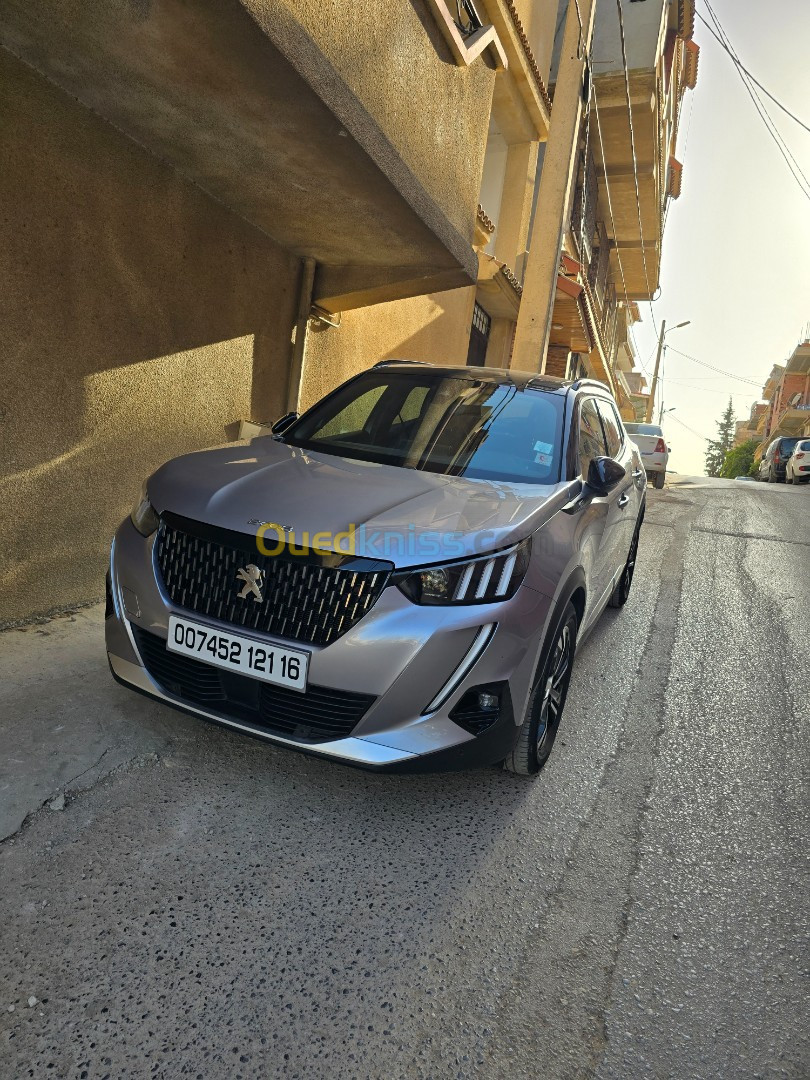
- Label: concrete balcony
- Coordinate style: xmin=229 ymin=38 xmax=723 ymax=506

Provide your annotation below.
xmin=773 ymin=404 xmax=810 ymax=434
xmin=1 ymin=0 xmax=490 ymax=312
xmin=592 ymin=70 xmax=663 ymax=300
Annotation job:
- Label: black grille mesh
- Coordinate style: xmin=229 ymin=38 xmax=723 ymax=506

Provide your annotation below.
xmin=133 ymin=628 xmax=375 ymax=743
xmin=154 ymin=520 xmax=389 ymax=647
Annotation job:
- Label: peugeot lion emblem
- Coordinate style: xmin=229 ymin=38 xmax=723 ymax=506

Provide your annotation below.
xmin=235 ymin=564 xmax=264 ymax=602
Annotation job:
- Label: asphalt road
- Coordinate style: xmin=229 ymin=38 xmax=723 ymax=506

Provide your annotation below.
xmin=1 ymin=476 xmax=807 ymax=1079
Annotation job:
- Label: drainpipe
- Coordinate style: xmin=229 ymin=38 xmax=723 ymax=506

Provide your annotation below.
xmin=286 ymin=256 xmax=317 ymax=414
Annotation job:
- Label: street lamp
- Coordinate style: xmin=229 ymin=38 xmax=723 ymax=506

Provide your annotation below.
xmin=646 ymin=319 xmax=690 ymax=423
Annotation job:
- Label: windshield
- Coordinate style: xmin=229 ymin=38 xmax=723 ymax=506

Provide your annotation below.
xmin=624 ymin=423 xmax=663 ymax=436
xmin=283 ymin=371 xmax=564 ymax=484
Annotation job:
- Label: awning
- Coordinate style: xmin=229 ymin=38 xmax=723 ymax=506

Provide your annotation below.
xmin=549 ymin=275 xmax=594 ymax=353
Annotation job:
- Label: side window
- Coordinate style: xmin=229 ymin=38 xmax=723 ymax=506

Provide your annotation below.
xmin=596 ymin=399 xmax=623 ymax=459
xmin=309 ymin=385 xmax=386 ymax=440
xmin=578 ymin=397 xmax=608 ymax=477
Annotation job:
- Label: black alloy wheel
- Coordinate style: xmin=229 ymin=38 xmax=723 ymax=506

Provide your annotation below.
xmin=503 ymin=603 xmax=578 ymax=776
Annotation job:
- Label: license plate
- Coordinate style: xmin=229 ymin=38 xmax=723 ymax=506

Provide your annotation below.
xmin=167 ymin=615 xmax=309 ymax=692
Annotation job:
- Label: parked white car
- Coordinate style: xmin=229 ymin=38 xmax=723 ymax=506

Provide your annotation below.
xmin=786 ymin=438 xmax=810 ymax=484
xmin=624 ymin=423 xmax=669 ymax=489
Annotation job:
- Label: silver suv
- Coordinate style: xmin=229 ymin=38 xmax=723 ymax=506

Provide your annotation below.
xmin=106 ymin=364 xmax=646 ymax=775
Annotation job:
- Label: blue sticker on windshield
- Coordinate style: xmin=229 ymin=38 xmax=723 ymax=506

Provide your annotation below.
xmin=534 ymin=441 xmax=553 ymax=454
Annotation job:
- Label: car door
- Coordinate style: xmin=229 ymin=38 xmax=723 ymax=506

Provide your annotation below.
xmin=595 ymin=397 xmax=638 ymax=588
xmin=575 ymin=396 xmax=622 ymax=613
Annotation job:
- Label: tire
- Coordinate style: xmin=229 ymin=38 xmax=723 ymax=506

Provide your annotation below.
xmin=787 ymin=472 xmax=793 ymax=484
xmin=503 ymin=603 xmax=578 ymax=776
xmin=653 ymin=472 xmax=665 ymax=490
xmin=609 ymin=516 xmax=642 ymax=608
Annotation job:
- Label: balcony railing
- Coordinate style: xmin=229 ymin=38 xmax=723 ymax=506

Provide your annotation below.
xmin=571 ymin=152 xmax=598 ymax=262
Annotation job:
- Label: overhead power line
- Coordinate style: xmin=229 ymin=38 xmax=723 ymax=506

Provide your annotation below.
xmin=665 ymin=345 xmax=763 ymax=387
xmin=695 ymin=9 xmax=810 ymax=135
xmin=669 ymin=414 xmax=712 ymax=442
xmin=702 ymin=2 xmax=810 ymax=202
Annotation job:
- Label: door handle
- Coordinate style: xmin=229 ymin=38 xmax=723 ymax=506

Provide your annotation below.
xmin=632 ymin=469 xmax=644 ymax=479
xmin=618 ymin=492 xmax=630 ymax=508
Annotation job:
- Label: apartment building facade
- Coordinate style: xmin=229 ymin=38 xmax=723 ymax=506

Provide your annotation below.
xmin=1 ymin=1 xmax=699 ymax=624
xmin=754 ymin=342 xmax=810 ymax=460
xmin=533 ymin=0 xmax=699 ymax=416
xmin=0 ymin=1 xmax=504 ymax=622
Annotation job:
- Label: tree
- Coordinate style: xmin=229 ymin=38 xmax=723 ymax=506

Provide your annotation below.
xmin=705 ymin=398 xmax=736 ymax=477
xmin=719 ymin=438 xmax=759 ymax=479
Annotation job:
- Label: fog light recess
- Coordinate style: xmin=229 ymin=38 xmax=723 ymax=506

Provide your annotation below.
xmin=449 ymin=682 xmax=508 ymax=736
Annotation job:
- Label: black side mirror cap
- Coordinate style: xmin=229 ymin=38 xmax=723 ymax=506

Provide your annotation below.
xmin=586 ymin=456 xmax=625 ymax=496
xmin=271 ymin=411 xmax=299 ymax=435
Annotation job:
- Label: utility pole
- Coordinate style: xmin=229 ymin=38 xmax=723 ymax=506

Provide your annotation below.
xmin=646 ymin=318 xmax=666 ymax=423
xmin=510 ymin=0 xmax=596 ymax=373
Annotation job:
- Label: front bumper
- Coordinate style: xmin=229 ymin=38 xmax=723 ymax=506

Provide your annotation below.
xmin=106 ymin=519 xmax=553 ymax=771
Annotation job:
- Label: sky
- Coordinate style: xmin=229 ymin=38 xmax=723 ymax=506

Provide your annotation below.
xmin=630 ymin=0 xmax=810 ymax=476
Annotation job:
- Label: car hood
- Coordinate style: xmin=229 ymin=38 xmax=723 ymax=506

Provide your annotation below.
xmin=147 ymin=438 xmax=571 ymax=567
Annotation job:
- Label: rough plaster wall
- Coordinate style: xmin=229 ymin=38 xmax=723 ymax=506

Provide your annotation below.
xmin=300 ymin=289 xmax=476 ymax=411
xmin=0 ymin=51 xmax=299 ymax=624
xmin=245 ymin=0 xmax=494 ymax=245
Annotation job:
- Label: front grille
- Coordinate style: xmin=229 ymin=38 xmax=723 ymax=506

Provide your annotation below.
xmin=133 ymin=628 xmax=375 ymax=743
xmin=154 ymin=514 xmax=391 ymax=647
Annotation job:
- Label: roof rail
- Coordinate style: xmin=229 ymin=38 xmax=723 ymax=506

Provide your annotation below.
xmin=570 ymin=378 xmax=612 ymax=393
xmin=372 ymin=359 xmax=433 ymax=368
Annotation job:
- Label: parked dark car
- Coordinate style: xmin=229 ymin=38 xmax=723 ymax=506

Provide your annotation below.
xmin=757 ymin=437 xmax=801 ymax=483
xmin=107 ymin=364 xmax=646 ymax=776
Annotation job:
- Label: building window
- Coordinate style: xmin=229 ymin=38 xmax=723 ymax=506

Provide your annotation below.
xmin=467 ymin=301 xmax=492 ymax=366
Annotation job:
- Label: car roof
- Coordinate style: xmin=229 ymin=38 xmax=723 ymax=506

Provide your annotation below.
xmin=372 ymin=361 xmax=610 ymax=397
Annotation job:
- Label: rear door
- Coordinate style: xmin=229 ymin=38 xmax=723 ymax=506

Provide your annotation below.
xmin=596 ymin=398 xmax=638 ymax=584
xmin=576 ymin=396 xmax=621 ymax=612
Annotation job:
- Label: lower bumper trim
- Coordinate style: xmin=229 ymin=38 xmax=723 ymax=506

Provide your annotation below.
xmin=108 ymin=653 xmax=416 ymax=767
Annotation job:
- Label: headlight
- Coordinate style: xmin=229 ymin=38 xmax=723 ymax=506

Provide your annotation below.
xmin=130 ymin=482 xmax=159 ymax=537
xmin=395 ymin=538 xmax=531 ymax=605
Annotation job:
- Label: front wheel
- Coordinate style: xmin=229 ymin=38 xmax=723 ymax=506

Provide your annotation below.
xmin=503 ymin=603 xmax=578 ymax=776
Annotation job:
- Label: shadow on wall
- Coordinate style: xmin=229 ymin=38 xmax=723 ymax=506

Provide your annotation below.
xmin=302 ymin=287 xmax=477 ymax=410
xmin=0 ymin=50 xmax=299 ymax=623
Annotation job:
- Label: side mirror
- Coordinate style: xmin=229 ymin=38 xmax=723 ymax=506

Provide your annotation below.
xmin=271 ymin=411 xmax=299 ymax=435
xmin=586 ymin=456 xmax=625 ymax=496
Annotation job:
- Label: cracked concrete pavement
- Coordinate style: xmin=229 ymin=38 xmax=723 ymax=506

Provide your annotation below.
xmin=0 ymin=477 xmax=807 ymax=1078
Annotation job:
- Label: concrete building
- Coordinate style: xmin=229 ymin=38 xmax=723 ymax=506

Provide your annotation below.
xmin=754 ymin=342 xmax=810 ymax=459
xmin=624 ymin=371 xmax=652 ymax=422
xmin=734 ymin=403 xmax=766 ymax=447
xmin=0 ymin=1 xmax=699 ymax=624
xmin=515 ymin=0 xmax=698 ymax=414
xmin=0 ymin=1 xmax=503 ymax=623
